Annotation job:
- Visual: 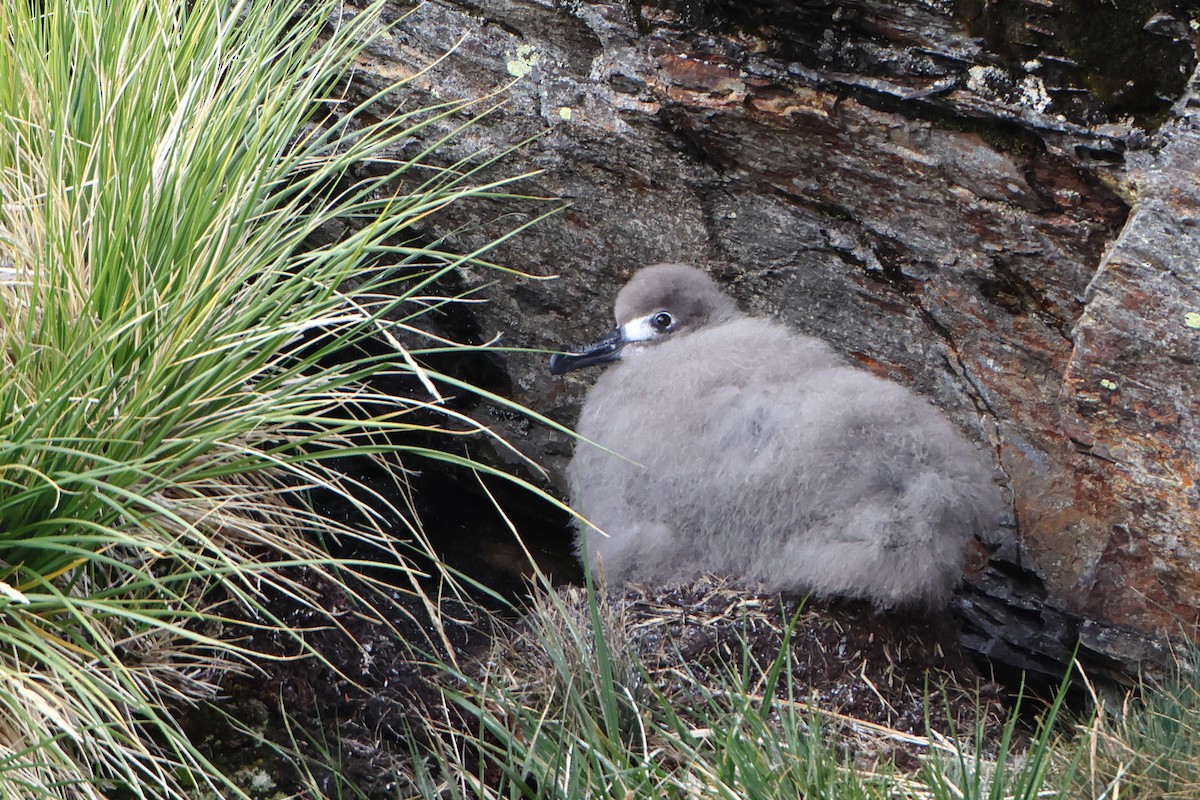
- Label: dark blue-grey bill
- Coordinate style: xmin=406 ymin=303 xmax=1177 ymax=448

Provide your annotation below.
xmin=548 ymin=328 xmax=626 ymax=375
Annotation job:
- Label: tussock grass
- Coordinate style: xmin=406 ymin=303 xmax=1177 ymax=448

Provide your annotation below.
xmin=1074 ymin=653 xmax=1200 ymax=800
xmin=0 ymin=0 xmax=549 ymax=796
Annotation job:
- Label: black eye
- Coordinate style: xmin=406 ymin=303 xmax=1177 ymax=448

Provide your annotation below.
xmin=651 ymin=311 xmax=673 ymax=331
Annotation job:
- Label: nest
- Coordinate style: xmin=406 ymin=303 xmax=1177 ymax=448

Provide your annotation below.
xmin=478 ymin=576 xmax=1016 ymax=770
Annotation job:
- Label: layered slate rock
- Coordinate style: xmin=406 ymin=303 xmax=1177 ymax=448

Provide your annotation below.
xmin=327 ymin=0 xmax=1200 ymax=676
xmin=1061 ymin=93 xmax=1200 ymax=633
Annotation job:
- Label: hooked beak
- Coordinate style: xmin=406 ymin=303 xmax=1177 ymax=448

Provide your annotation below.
xmin=548 ymin=328 xmax=626 ymax=375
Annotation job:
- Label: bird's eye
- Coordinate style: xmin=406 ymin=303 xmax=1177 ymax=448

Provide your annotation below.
xmin=651 ymin=311 xmax=673 ymax=331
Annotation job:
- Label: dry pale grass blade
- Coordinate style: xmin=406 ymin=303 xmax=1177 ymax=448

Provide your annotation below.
xmin=1071 ymin=652 xmax=1200 ymax=800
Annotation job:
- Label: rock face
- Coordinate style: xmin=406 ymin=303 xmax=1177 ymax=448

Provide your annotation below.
xmin=1061 ymin=115 xmax=1200 ymax=630
xmin=332 ymin=0 xmax=1200 ymax=675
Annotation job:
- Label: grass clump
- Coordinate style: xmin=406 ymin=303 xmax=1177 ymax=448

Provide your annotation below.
xmin=655 ymin=622 xmax=889 ymax=800
xmin=921 ymin=671 xmax=1076 ymax=800
xmin=1074 ymin=654 xmax=1200 ymax=800
xmin=416 ymin=582 xmax=1082 ymax=800
xmin=0 ymin=0 xmax=541 ymax=796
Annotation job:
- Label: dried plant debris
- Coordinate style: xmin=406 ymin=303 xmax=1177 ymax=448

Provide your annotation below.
xmin=200 ymin=575 xmax=1023 ymax=797
xmin=475 ymin=577 xmax=1015 ymax=768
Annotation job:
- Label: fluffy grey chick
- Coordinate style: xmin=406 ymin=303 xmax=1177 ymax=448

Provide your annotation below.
xmin=549 ymin=263 xmax=1003 ymax=609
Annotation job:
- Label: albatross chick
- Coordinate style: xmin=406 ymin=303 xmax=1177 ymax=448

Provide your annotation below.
xmin=549 ymin=263 xmax=1002 ymax=609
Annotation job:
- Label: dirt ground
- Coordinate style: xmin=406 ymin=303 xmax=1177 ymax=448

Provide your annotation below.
xmin=188 ymin=569 xmax=1028 ymax=798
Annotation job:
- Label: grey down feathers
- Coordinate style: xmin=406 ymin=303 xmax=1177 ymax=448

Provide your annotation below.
xmin=550 ymin=263 xmax=1003 ymax=609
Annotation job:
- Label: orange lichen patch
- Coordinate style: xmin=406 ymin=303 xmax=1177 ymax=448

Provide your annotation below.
xmin=1002 ymin=443 xmax=1118 ymax=593
xmin=655 ymin=52 xmax=747 ymax=102
xmin=848 ymin=352 xmax=916 ymax=383
xmin=1081 ymin=525 xmax=1182 ymax=632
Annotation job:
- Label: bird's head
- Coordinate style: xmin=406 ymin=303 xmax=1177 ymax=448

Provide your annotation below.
xmin=549 ymin=263 xmax=737 ymax=375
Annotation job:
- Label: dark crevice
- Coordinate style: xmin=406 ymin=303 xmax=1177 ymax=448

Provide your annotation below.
xmin=865 ymin=239 xmax=1007 ymax=432
xmin=977 ymin=256 xmax=1074 ymax=340
xmin=656 ymin=103 xmax=735 ymax=175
